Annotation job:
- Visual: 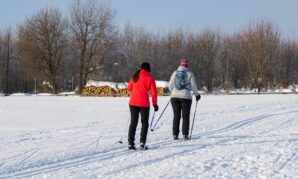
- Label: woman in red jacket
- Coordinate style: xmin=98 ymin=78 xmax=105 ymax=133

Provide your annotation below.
xmin=127 ymin=62 xmax=159 ymax=150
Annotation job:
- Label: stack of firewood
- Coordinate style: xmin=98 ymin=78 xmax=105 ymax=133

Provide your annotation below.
xmin=81 ymin=81 xmax=169 ymax=96
xmin=117 ymin=89 xmax=129 ymax=96
xmin=82 ymin=86 xmax=169 ymax=96
xmin=82 ymin=86 xmax=117 ymax=96
xmin=157 ymin=87 xmax=169 ymax=96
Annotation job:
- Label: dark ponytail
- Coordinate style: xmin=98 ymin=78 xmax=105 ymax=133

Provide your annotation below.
xmin=132 ymin=70 xmax=141 ymax=82
xmin=132 ymin=62 xmax=151 ymax=82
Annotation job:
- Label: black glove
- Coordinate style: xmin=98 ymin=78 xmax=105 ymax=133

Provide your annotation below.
xmin=153 ymin=104 xmax=159 ymax=111
xmin=196 ymin=94 xmax=201 ymax=101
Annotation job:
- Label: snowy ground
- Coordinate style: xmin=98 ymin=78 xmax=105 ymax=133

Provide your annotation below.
xmin=0 ymin=94 xmax=297 ymax=178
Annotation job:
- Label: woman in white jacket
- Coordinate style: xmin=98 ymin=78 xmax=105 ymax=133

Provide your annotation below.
xmin=168 ymin=57 xmax=201 ymax=140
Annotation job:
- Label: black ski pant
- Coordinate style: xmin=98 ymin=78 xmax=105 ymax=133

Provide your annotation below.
xmin=171 ymin=98 xmax=192 ymax=136
xmin=128 ymin=105 xmax=150 ymax=146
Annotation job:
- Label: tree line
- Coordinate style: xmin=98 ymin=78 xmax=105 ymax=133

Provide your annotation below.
xmin=0 ymin=0 xmax=297 ymax=95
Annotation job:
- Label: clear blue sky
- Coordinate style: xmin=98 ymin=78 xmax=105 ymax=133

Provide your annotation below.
xmin=1 ymin=0 xmax=298 ymax=39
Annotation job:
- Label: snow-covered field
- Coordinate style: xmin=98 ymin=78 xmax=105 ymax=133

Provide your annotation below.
xmin=0 ymin=94 xmax=297 ymax=178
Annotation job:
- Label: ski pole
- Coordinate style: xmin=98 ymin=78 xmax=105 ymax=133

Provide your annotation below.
xmin=149 ymin=111 xmax=156 ymax=130
xmin=151 ymin=99 xmax=171 ymax=131
xmin=189 ymin=100 xmax=198 ymax=140
xmin=118 ymin=114 xmax=130 ymax=144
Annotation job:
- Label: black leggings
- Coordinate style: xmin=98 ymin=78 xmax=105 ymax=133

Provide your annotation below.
xmin=128 ymin=105 xmax=150 ymax=146
xmin=171 ymin=98 xmax=192 ymax=136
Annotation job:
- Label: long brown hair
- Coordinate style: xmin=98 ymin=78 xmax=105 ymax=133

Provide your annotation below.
xmin=132 ymin=70 xmax=141 ymax=82
xmin=132 ymin=62 xmax=151 ymax=82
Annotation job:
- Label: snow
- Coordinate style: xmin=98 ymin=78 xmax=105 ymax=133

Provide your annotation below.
xmin=36 ymin=93 xmax=54 ymax=96
xmin=9 ymin=93 xmax=32 ymax=96
xmin=117 ymin=83 xmax=128 ymax=89
xmin=5 ymin=93 xmax=54 ymax=96
xmin=156 ymin=80 xmax=169 ymax=88
xmin=58 ymin=92 xmax=76 ymax=96
xmin=0 ymin=94 xmax=297 ymax=178
xmin=271 ymin=87 xmax=296 ymax=93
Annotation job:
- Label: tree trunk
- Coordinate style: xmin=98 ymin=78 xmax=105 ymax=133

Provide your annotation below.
xmin=5 ymin=36 xmax=10 ymax=95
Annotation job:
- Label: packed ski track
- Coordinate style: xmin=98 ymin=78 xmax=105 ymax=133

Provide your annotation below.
xmin=0 ymin=94 xmax=297 ymax=178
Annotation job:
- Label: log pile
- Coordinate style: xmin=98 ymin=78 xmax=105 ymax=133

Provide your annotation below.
xmin=40 ymin=81 xmax=53 ymax=93
xmin=117 ymin=89 xmax=130 ymax=97
xmin=82 ymin=86 xmax=117 ymax=96
xmin=81 ymin=80 xmax=169 ymax=97
xmin=157 ymin=87 xmax=169 ymax=96
xmin=82 ymin=86 xmax=169 ymax=96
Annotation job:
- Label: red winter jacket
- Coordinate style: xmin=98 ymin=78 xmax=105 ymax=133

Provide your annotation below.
xmin=127 ymin=69 xmax=158 ymax=107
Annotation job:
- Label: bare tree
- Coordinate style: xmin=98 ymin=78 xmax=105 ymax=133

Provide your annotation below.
xmin=163 ymin=29 xmax=186 ymax=77
xmin=70 ymin=0 xmax=116 ymax=93
xmin=1 ymin=8 xmax=297 ymax=93
xmin=17 ymin=8 xmax=67 ymax=94
xmin=219 ymin=36 xmax=231 ymax=91
xmin=185 ymin=32 xmax=203 ymax=87
xmin=118 ymin=23 xmax=141 ymax=81
xmin=135 ymin=27 xmax=152 ymax=67
xmin=293 ymin=43 xmax=298 ymax=84
xmin=218 ymin=34 xmax=250 ymax=90
xmin=119 ymin=23 xmax=157 ymax=80
xmin=240 ymin=20 xmax=280 ymax=92
xmin=197 ymin=28 xmax=221 ymax=92
xmin=150 ymin=34 xmax=162 ymax=76
xmin=0 ymin=32 xmax=3 ymax=92
xmin=230 ymin=34 xmax=250 ymax=88
xmin=0 ymin=28 xmax=15 ymax=95
xmin=279 ymin=41 xmax=298 ymax=86
xmin=4 ymin=30 xmax=12 ymax=95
